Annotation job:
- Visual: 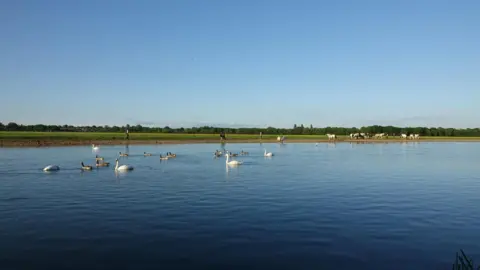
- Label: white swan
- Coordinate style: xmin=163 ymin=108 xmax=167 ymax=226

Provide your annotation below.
xmin=226 ymin=153 xmax=242 ymax=166
xmin=114 ymin=159 xmax=134 ymax=171
xmin=43 ymin=165 xmax=60 ymax=172
xmin=92 ymin=144 xmax=99 ymax=150
xmin=264 ymin=149 xmax=274 ymax=157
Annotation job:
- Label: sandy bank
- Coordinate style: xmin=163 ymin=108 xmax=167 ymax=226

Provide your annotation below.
xmin=1 ymin=138 xmax=480 ymax=148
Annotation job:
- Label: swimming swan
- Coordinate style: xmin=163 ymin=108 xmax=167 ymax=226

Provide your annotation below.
xmin=114 ymin=159 xmax=134 ymax=171
xmin=264 ymin=149 xmax=274 ymax=157
xmin=226 ymin=154 xmax=243 ymax=166
xmin=43 ymin=165 xmax=60 ymax=172
xmin=92 ymin=144 xmax=99 ymax=150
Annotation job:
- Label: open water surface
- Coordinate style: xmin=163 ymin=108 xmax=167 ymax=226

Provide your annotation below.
xmin=0 ymin=142 xmax=479 ymax=270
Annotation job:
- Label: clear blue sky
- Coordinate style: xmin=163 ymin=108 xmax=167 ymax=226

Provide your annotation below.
xmin=1 ymin=0 xmax=479 ymax=128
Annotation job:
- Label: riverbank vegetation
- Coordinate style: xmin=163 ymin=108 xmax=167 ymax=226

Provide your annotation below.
xmin=453 ymin=249 xmax=479 ymax=269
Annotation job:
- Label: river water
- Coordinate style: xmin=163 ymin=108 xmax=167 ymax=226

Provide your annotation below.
xmin=0 ymin=142 xmax=479 ymax=270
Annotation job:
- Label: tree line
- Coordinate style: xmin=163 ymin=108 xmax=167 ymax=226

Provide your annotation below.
xmin=1 ymin=122 xmax=480 ymax=137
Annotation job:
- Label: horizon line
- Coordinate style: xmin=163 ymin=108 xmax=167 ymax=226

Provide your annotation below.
xmin=1 ymin=122 xmax=479 ymax=130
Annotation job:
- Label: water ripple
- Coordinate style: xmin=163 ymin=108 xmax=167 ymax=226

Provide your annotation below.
xmin=0 ymin=142 xmax=479 ymax=269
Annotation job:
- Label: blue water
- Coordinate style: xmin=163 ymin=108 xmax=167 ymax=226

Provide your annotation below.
xmin=0 ymin=142 xmax=479 ymax=270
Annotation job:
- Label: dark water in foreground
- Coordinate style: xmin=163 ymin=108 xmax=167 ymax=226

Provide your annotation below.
xmin=0 ymin=142 xmax=479 ymax=270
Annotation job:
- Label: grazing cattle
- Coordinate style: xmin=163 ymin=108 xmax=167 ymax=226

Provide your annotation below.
xmin=360 ymin=132 xmax=371 ymax=139
xmin=374 ymin=133 xmax=387 ymax=139
xmin=401 ymin=134 xmax=407 ymax=139
xmin=352 ymin=133 xmax=364 ymax=139
xmin=326 ymin=134 xmax=337 ymax=141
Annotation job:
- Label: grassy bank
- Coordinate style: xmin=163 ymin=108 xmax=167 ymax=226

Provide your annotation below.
xmin=1 ymin=131 xmax=480 ymax=141
xmin=0 ymin=131 xmax=309 ymax=141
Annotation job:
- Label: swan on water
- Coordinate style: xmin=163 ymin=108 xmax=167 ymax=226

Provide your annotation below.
xmin=92 ymin=144 xmax=99 ymax=150
xmin=114 ymin=159 xmax=134 ymax=171
xmin=264 ymin=149 xmax=274 ymax=157
xmin=43 ymin=165 xmax=60 ymax=172
xmin=226 ymin=153 xmax=243 ymax=166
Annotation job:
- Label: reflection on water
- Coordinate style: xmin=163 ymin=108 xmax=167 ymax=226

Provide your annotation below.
xmin=0 ymin=142 xmax=480 ymax=270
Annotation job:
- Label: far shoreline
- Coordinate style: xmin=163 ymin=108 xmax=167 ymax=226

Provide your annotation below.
xmin=2 ymin=138 xmax=480 ymax=148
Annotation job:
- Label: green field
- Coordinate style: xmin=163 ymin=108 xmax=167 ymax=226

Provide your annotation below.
xmin=1 ymin=131 xmax=480 ymax=141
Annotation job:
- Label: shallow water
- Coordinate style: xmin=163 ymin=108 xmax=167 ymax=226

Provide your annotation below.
xmin=0 ymin=142 xmax=479 ymax=270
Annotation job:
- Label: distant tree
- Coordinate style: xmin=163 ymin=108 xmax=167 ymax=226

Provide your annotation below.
xmin=0 ymin=121 xmax=479 ymax=137
xmin=6 ymin=122 xmax=19 ymax=131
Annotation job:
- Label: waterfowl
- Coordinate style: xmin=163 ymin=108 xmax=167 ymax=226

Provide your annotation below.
xmin=144 ymin=152 xmax=152 ymax=156
xmin=43 ymin=165 xmax=60 ymax=172
xmin=166 ymin=152 xmax=176 ymax=158
xmin=96 ymin=160 xmax=110 ymax=167
xmin=114 ymin=159 xmax=134 ymax=171
xmin=226 ymin=154 xmax=242 ymax=166
xmin=95 ymin=155 xmax=104 ymax=161
xmin=240 ymin=150 xmax=249 ymax=155
xmin=160 ymin=154 xmax=169 ymax=160
xmin=264 ymin=149 xmax=274 ymax=157
xmin=224 ymin=151 xmax=238 ymax=157
xmin=92 ymin=144 xmax=99 ymax=150
xmin=119 ymin=152 xmax=128 ymax=157
xmin=81 ymin=162 xmax=93 ymax=170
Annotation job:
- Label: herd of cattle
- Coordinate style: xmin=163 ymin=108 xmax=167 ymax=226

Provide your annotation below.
xmin=326 ymin=133 xmax=421 ymax=140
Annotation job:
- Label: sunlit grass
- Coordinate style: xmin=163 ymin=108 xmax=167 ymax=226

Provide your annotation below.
xmin=0 ymin=131 xmax=479 ymax=141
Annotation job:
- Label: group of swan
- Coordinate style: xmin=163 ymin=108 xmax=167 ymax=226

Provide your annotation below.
xmin=45 ymin=146 xmax=271 ymax=172
xmin=215 ymin=149 xmax=250 ymax=158
xmin=44 ymin=147 xmax=134 ymax=172
xmin=225 ymin=148 xmax=274 ymax=166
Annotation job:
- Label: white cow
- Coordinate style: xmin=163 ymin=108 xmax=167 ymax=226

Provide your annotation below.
xmin=401 ymin=134 xmax=407 ymax=139
xmin=326 ymin=134 xmax=337 ymax=141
